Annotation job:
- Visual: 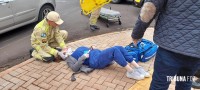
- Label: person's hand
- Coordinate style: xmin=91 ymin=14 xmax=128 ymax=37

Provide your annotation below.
xmin=61 ymin=47 xmax=68 ymax=55
xmin=84 ymin=53 xmax=89 ymax=58
xmin=57 ymin=51 xmax=66 ymax=60
xmin=132 ymin=38 xmax=141 ymax=47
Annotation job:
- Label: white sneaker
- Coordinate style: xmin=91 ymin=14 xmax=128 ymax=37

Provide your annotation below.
xmin=135 ymin=67 xmax=150 ymax=78
xmin=126 ymin=70 xmax=144 ymax=80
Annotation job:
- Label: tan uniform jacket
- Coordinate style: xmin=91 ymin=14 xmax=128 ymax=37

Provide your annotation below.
xmin=31 ymin=19 xmax=66 ymax=57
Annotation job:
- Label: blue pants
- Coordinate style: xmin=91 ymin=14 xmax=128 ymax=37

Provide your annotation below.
xmin=150 ymin=47 xmax=200 ymax=90
xmin=90 ymin=46 xmax=134 ymax=69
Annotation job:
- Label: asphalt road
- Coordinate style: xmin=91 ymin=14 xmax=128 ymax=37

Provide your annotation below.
xmin=0 ymin=0 xmax=154 ymax=70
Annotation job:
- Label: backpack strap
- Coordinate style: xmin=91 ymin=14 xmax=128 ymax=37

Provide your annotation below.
xmin=70 ymin=65 xmax=94 ymax=81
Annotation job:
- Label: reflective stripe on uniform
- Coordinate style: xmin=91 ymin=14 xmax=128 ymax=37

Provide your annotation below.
xmin=35 ymin=46 xmax=41 ymax=51
xmin=59 ymin=41 xmax=66 ymax=48
xmin=50 ymin=48 xmax=56 ymax=55
xmin=135 ymin=0 xmax=141 ymax=3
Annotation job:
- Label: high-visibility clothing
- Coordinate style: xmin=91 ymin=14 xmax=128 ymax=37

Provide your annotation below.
xmin=89 ymin=8 xmax=101 ymax=25
xmin=31 ymin=19 xmax=68 ymax=60
xmin=80 ymin=0 xmax=111 ymax=15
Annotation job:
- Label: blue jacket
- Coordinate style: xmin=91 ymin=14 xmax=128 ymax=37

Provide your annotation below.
xmin=71 ymin=46 xmax=102 ymax=68
xmin=132 ymin=0 xmax=200 ymax=58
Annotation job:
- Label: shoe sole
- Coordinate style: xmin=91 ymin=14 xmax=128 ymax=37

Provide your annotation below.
xmin=126 ymin=76 xmax=144 ymax=80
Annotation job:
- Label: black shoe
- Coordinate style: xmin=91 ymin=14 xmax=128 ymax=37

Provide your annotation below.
xmin=43 ymin=56 xmax=55 ymax=62
xmin=29 ymin=48 xmax=34 ymax=58
xmin=90 ymin=25 xmax=99 ymax=31
xmin=192 ymin=78 xmax=200 ymax=89
xmin=93 ymin=25 xmax=100 ymax=30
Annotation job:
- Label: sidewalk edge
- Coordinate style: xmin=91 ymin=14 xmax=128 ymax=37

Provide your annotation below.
xmin=0 ymin=58 xmax=34 ymax=77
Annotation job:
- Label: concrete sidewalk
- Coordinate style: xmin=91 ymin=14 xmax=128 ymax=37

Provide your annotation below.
xmin=0 ymin=28 xmax=197 ymax=90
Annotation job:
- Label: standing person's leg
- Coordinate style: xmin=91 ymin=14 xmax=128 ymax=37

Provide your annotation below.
xmin=95 ymin=47 xmax=144 ymax=80
xmin=150 ymin=47 xmax=181 ymax=90
xmin=175 ymin=57 xmax=200 ymax=90
xmin=114 ymin=46 xmax=150 ymax=77
xmin=89 ymin=8 xmax=101 ymax=31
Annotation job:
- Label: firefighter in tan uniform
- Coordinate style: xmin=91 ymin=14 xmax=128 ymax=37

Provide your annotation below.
xmin=30 ymin=11 xmax=68 ymax=62
xmin=89 ymin=8 xmax=101 ymax=31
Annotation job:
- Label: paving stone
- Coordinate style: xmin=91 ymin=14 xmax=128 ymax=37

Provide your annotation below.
xmin=0 ymin=78 xmax=10 ymax=87
xmin=15 ymin=68 xmax=26 ymax=73
xmin=102 ymin=82 xmax=117 ymax=88
xmin=97 ymin=70 xmax=109 ymax=77
xmin=25 ymin=69 xmax=37 ymax=76
xmin=22 ymin=78 xmax=36 ymax=87
xmin=29 ymin=73 xmax=42 ymax=79
xmin=112 ymin=79 xmax=127 ymax=86
xmin=64 ymin=72 xmax=73 ymax=79
xmin=86 ymin=78 xmax=98 ymax=87
xmin=34 ymin=67 xmax=47 ymax=74
xmin=45 ymin=65 xmax=56 ymax=72
xmin=115 ymin=85 xmax=124 ymax=90
xmin=26 ymin=84 xmax=40 ymax=90
xmin=88 ymin=73 xmax=101 ymax=79
xmin=2 ymin=83 xmax=15 ymax=90
xmin=82 ymin=86 xmax=97 ymax=90
xmin=125 ymin=83 xmax=134 ymax=90
xmin=38 ymin=82 xmax=52 ymax=90
xmin=60 ymin=78 xmax=71 ymax=85
xmin=21 ymin=66 xmax=33 ymax=71
xmin=11 ymin=80 xmax=25 ymax=90
xmin=49 ymin=86 xmax=58 ymax=90
xmin=40 ymin=71 xmax=51 ymax=77
xmin=9 ymin=77 xmax=22 ymax=84
xmin=49 ymin=80 xmax=62 ymax=87
xmin=2 ymin=74 xmax=14 ymax=81
xmin=44 ymin=75 xmax=56 ymax=83
xmin=33 ymin=76 xmax=47 ymax=85
xmin=54 ymin=73 xmax=66 ymax=81
xmin=79 ymin=75 xmax=91 ymax=81
xmin=16 ymin=71 xmax=28 ymax=78
xmin=9 ymin=71 xmax=20 ymax=77
xmin=105 ymin=74 xmax=115 ymax=83
xmin=59 ymin=68 xmax=70 ymax=74
xmin=0 ymin=86 xmax=3 ymax=90
xmin=96 ymin=76 xmax=107 ymax=84
xmin=19 ymin=75 xmax=32 ymax=81
xmin=67 ymin=82 xmax=78 ymax=90
xmin=121 ymin=76 xmax=136 ymax=84
xmin=76 ymin=80 xmax=89 ymax=89
xmin=16 ymin=87 xmax=27 ymax=90
xmin=54 ymin=64 xmax=65 ymax=71
xmin=92 ymin=84 xmax=107 ymax=90
xmin=57 ymin=84 xmax=68 ymax=90
xmin=106 ymin=87 xmax=115 ymax=90
xmin=49 ymin=70 xmax=61 ymax=76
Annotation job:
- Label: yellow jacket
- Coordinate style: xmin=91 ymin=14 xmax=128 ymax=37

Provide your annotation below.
xmin=31 ymin=19 xmax=66 ymax=57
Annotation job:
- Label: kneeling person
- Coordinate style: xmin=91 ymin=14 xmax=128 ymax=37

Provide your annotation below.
xmin=31 ymin=11 xmax=68 ymax=62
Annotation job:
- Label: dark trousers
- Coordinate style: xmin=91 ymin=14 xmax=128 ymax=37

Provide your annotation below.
xmin=150 ymin=47 xmax=200 ymax=90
